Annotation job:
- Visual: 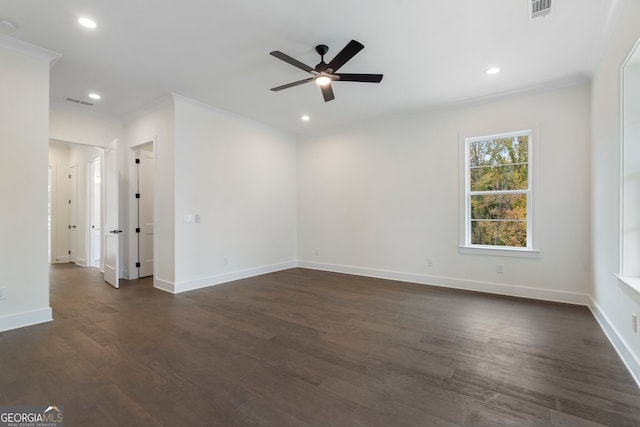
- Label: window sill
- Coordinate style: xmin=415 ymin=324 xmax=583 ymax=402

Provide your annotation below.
xmin=616 ymin=275 xmax=640 ymax=296
xmin=459 ymin=246 xmax=541 ymax=258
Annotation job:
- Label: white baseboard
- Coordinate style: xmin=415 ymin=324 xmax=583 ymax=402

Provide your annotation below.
xmin=172 ymin=261 xmax=297 ymax=294
xmin=296 ymin=260 xmax=589 ymax=305
xmin=0 ymin=307 xmax=53 ymax=332
xmin=75 ymin=258 xmax=87 ymax=267
xmin=153 ymin=277 xmax=175 ymax=293
xmin=588 ymin=297 xmax=640 ymax=388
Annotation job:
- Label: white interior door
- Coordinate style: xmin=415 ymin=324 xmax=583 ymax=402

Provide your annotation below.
xmin=89 ymin=157 xmax=102 ymax=268
xmin=138 ymin=149 xmax=154 ymax=277
xmin=68 ymin=164 xmax=78 ymax=263
xmin=104 ymin=139 xmax=120 ymax=288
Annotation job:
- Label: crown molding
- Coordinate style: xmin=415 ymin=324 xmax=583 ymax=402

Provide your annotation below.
xmin=0 ymin=33 xmax=61 ymax=67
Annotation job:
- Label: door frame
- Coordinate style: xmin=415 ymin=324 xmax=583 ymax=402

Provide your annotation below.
xmin=103 ymin=138 xmax=120 ymax=288
xmin=48 ymin=139 xmax=105 ymax=266
xmin=128 ymin=137 xmax=157 ymax=280
xmin=68 ymin=162 xmax=78 ymax=264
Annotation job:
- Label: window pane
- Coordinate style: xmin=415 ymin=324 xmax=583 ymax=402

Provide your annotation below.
xmin=471 ymin=194 xmax=527 ymax=220
xmin=471 ymin=220 xmax=527 ymax=247
xmin=469 ymin=136 xmax=528 ymax=167
xmin=470 ymin=164 xmax=528 ymax=191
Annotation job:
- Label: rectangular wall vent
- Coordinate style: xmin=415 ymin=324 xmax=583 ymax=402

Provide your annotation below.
xmin=65 ymin=97 xmax=94 ymax=107
xmin=530 ymin=0 xmax=551 ymax=19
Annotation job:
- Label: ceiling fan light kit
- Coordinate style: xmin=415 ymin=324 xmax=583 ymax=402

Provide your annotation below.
xmin=314 ymin=75 xmax=332 ymax=86
xmin=270 ymin=40 xmax=383 ymax=102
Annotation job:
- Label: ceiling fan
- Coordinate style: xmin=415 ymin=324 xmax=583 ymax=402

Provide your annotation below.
xmin=269 ymin=40 xmax=383 ymax=102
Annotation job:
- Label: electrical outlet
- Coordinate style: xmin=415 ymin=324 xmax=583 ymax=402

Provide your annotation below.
xmin=633 ymin=313 xmax=637 ymax=333
xmin=427 ymin=258 xmax=433 ymax=267
xmin=496 ymin=264 xmax=504 ymax=274
xmin=0 ymin=287 xmax=5 ymax=300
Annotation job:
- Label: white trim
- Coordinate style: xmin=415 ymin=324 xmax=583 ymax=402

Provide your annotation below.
xmin=463 ymin=130 xmax=533 ymax=249
xmin=123 ymin=95 xmax=174 ymax=124
xmin=297 ymin=261 xmax=588 ymax=305
xmin=619 ymin=36 xmax=640 ymax=278
xmin=171 ymin=93 xmax=278 ymax=132
xmin=588 ymin=296 xmax=640 ymax=388
xmin=617 ymin=274 xmax=640 ymax=296
xmin=459 ymin=246 xmax=541 ymax=258
xmin=0 ymin=33 xmax=61 ymax=66
xmin=0 ymin=307 xmax=53 ymax=332
xmin=167 ymin=261 xmax=297 ymax=294
xmin=153 ymin=277 xmax=175 ymax=293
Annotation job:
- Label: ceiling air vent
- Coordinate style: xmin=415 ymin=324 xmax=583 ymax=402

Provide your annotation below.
xmin=65 ymin=97 xmax=94 ymax=107
xmin=530 ymin=0 xmax=551 ymax=19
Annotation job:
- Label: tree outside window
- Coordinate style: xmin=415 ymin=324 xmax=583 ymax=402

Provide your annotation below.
xmin=465 ymin=131 xmax=531 ymax=248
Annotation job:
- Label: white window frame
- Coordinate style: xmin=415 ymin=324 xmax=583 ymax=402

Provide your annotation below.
xmin=460 ymin=129 xmax=539 ymax=257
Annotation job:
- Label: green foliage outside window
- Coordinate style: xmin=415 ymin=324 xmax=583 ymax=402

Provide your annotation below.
xmin=468 ymin=135 xmax=529 ymax=247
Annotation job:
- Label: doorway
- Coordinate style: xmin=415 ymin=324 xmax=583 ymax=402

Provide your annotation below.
xmin=48 ymin=140 xmax=104 ymax=269
xmin=133 ymin=143 xmax=155 ymax=278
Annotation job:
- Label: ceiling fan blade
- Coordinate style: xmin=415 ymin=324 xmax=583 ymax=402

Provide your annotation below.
xmin=270 ymin=78 xmax=313 ymax=91
xmin=327 ymin=40 xmax=364 ymax=72
xmin=335 ymin=73 xmax=383 ymax=83
xmin=270 ymin=51 xmax=315 ymax=73
xmin=321 ymin=84 xmax=335 ymax=102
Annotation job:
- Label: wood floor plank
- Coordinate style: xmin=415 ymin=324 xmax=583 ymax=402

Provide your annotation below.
xmin=1 ymin=264 xmax=638 ymax=426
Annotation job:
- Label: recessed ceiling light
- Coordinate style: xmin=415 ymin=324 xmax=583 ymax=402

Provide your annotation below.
xmin=88 ymin=93 xmax=101 ymax=100
xmin=301 ymin=115 xmax=310 ymax=122
xmin=78 ymin=17 xmax=97 ymax=29
xmin=486 ymin=67 xmax=501 ymax=75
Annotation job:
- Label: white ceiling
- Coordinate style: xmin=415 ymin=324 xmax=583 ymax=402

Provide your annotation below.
xmin=0 ymin=0 xmax=617 ymax=134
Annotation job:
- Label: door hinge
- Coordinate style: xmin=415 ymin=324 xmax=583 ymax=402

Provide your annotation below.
xmin=135 ymin=193 xmax=141 ymax=199
xmin=69 ymin=174 xmax=71 ymax=179
xmin=135 ymin=158 xmax=140 ymax=164
xmin=68 ymin=200 xmax=71 ymax=204
xmin=136 ymin=262 xmax=141 ymax=268
xmin=135 ymin=227 xmax=140 ymax=233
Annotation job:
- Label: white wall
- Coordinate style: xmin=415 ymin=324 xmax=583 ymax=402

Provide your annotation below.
xmin=0 ymin=36 xmax=58 ymax=331
xmin=124 ymin=99 xmax=175 ymax=288
xmin=590 ymin=0 xmax=640 ymax=384
xmin=172 ymin=96 xmax=297 ymax=292
xmin=50 ymin=102 xmax=123 ymax=148
xmin=298 ymin=83 xmax=591 ymax=304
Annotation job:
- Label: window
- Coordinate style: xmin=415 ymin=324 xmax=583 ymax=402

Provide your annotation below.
xmin=464 ymin=130 xmax=532 ymax=250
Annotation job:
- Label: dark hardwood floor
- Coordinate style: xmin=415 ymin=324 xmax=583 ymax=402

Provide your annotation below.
xmin=1 ymin=264 xmax=639 ymax=426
